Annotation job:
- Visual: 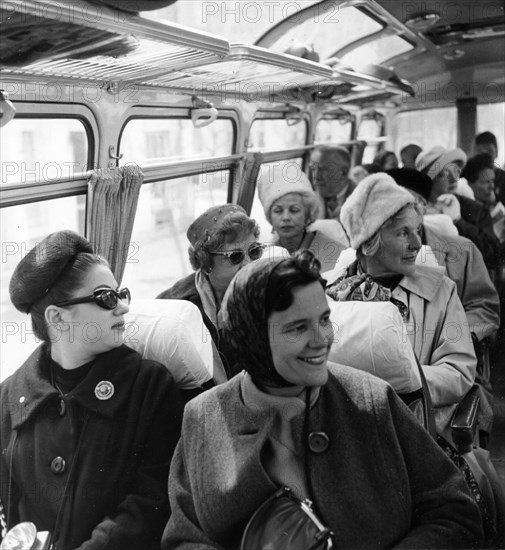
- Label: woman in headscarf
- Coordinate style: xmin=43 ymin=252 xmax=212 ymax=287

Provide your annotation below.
xmin=257 ymin=164 xmax=347 ymax=272
xmin=1 ymin=230 xmax=183 ymax=550
xmin=325 ymin=173 xmax=477 ymax=441
xmin=161 ymin=251 xmax=483 ymax=549
xmin=156 ymin=204 xmax=263 ymax=379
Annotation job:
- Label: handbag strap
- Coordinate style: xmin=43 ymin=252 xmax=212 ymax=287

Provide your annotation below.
xmin=413 ymin=355 xmax=437 ymax=439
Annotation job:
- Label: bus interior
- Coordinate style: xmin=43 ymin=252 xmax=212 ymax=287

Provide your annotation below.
xmin=1 ymin=0 xmax=504 ymax=487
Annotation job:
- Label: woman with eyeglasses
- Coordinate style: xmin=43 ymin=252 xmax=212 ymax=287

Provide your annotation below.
xmin=257 ymin=164 xmax=346 ymax=273
xmin=0 ymin=230 xmax=184 ymax=550
xmin=157 ymin=204 xmax=264 ymax=379
xmin=161 ymin=251 xmax=483 ymax=549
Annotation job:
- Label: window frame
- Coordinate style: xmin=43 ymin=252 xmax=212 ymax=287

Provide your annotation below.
xmin=0 ymin=103 xmax=97 ymax=208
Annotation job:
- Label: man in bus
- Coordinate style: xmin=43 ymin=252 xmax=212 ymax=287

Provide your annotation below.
xmin=309 ymin=144 xmax=356 ymax=220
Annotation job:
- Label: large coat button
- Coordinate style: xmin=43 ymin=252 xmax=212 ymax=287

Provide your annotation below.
xmin=308 ymin=432 xmax=330 ymax=453
xmin=50 ymin=456 xmax=66 ymax=474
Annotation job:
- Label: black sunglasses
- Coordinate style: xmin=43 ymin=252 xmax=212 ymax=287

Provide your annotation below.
xmin=54 ymin=287 xmax=131 ymax=310
xmin=208 ymin=243 xmax=265 ymax=265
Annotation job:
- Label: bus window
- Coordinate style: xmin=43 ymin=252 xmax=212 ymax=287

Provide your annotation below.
xmin=394 ymin=107 xmax=457 ymax=155
xmin=477 ymin=102 xmax=505 ymax=166
xmin=262 ymin=6 xmax=382 ymax=60
xmin=248 ymin=119 xmax=307 ymax=150
xmin=1 ymin=197 xmax=86 ymax=382
xmin=341 ymin=35 xmax=413 ymax=68
xmin=249 ymin=158 xmax=303 ymax=243
xmin=358 ymin=119 xmax=383 ymax=163
xmin=121 ymin=171 xmax=229 ymax=298
xmin=315 ymin=119 xmax=352 ymax=143
xmin=0 ymin=118 xmax=89 ymax=186
xmin=120 ymin=118 xmax=235 ymax=163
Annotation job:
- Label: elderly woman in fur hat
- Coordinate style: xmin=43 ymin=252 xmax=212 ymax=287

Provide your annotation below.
xmin=325 ymin=173 xmax=477 ymax=443
xmin=161 ymin=251 xmax=483 ymax=549
xmin=157 ymin=204 xmax=264 ymax=379
xmin=257 ymin=163 xmax=346 ymax=272
xmin=1 ymin=231 xmax=183 ymax=550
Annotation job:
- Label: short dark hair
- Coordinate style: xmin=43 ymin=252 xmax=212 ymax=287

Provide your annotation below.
xmin=373 ymin=150 xmax=398 ymax=170
xmin=265 ymin=250 xmax=325 ymax=316
xmin=30 ymin=253 xmax=109 ymax=341
xmin=461 ymin=153 xmax=495 ymax=183
xmin=475 ymin=131 xmax=497 ymax=149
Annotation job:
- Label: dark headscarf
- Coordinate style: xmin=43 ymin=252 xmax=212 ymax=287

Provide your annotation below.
xmin=220 ymin=257 xmax=291 ymax=387
xmin=9 ymin=230 xmax=93 ymax=313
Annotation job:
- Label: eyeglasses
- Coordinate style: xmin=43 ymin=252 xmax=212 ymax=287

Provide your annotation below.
xmin=208 ymin=243 xmax=265 ymax=265
xmin=54 ymin=287 xmax=131 ymax=310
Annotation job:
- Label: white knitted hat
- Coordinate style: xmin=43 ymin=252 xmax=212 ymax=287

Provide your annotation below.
xmin=340 ymin=172 xmax=414 ymax=250
xmin=415 ymin=145 xmax=467 ymax=180
xmin=257 ymin=164 xmax=320 ymax=223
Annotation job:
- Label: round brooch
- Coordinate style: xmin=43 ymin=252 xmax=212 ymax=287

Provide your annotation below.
xmin=95 ymin=380 xmax=114 ymax=400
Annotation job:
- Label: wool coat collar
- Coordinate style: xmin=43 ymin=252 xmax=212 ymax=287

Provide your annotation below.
xmin=397 ymin=264 xmax=446 ymax=302
xmin=7 ymin=344 xmax=141 ymax=430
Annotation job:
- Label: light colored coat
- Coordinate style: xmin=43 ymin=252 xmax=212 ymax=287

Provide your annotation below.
xmin=393 ymin=265 xmax=477 ymax=434
xmin=422 ymin=224 xmax=500 ymax=342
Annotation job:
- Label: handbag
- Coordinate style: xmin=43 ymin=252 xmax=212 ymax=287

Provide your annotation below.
xmin=240 ymin=486 xmax=333 ymax=550
xmin=0 ymin=522 xmax=50 ymax=550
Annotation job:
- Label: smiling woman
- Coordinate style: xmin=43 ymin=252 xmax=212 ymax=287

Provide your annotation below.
xmin=161 ymin=251 xmax=483 ymax=549
xmin=0 ymin=230 xmax=183 ymax=549
xmin=326 ymin=172 xmax=477 ymax=441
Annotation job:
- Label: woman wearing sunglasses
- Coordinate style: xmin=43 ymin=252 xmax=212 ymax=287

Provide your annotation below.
xmin=157 ymin=204 xmax=263 ymax=379
xmin=162 ymin=251 xmax=482 ymax=549
xmin=0 ymin=230 xmax=183 ymax=550
xmin=257 ymin=164 xmax=347 ymax=273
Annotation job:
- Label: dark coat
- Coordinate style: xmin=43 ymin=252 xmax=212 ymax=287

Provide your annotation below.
xmin=0 ymin=344 xmax=183 ymax=550
xmin=162 ymin=366 xmax=483 ymax=549
xmin=157 ymin=274 xmax=232 ymax=378
xmin=455 ymin=194 xmax=501 ymax=270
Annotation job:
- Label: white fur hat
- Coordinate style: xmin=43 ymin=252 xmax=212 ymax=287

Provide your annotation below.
xmin=340 ymin=172 xmax=414 ymax=250
xmin=415 ymin=145 xmax=467 ymax=180
xmin=257 ymin=164 xmax=320 ymax=223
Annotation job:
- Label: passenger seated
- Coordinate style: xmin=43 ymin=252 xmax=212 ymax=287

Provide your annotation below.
xmin=325 ymin=173 xmax=477 ymax=441
xmin=373 ymin=149 xmax=399 ymax=170
xmin=156 ymin=204 xmax=263 ymax=379
xmin=474 ymin=131 xmax=505 ymax=205
xmin=400 ymin=143 xmax=422 ymax=169
xmin=416 ymin=145 xmax=501 ymax=272
xmin=387 ymin=169 xmax=501 ymax=434
xmin=162 ymin=251 xmax=483 ymax=549
xmin=257 ymin=164 xmax=346 ymax=272
xmin=1 ymin=231 xmax=183 ymax=549
xmin=309 ymin=144 xmax=356 ymax=220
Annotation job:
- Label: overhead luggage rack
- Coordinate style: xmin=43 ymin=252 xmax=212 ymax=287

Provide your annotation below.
xmin=138 ymin=44 xmax=335 ymax=100
xmin=1 ymin=0 xmax=230 ymax=80
xmin=0 ymin=0 xmax=412 ymax=103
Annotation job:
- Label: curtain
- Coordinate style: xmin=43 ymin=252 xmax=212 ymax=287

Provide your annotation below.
xmin=237 ymin=152 xmax=264 ymax=214
xmin=87 ymin=165 xmax=143 ymax=284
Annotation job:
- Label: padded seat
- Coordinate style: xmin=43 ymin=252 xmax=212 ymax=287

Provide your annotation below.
xmin=125 ymin=299 xmax=217 ymax=390
xmin=328 ymin=300 xmax=421 ymax=394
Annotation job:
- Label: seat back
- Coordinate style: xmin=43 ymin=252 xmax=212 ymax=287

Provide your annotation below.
xmin=328 ymin=300 xmax=421 ymax=393
xmin=125 ymin=299 xmax=215 ymax=390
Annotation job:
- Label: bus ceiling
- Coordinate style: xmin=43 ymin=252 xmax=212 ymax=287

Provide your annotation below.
xmin=0 ymin=0 xmax=503 ymax=110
